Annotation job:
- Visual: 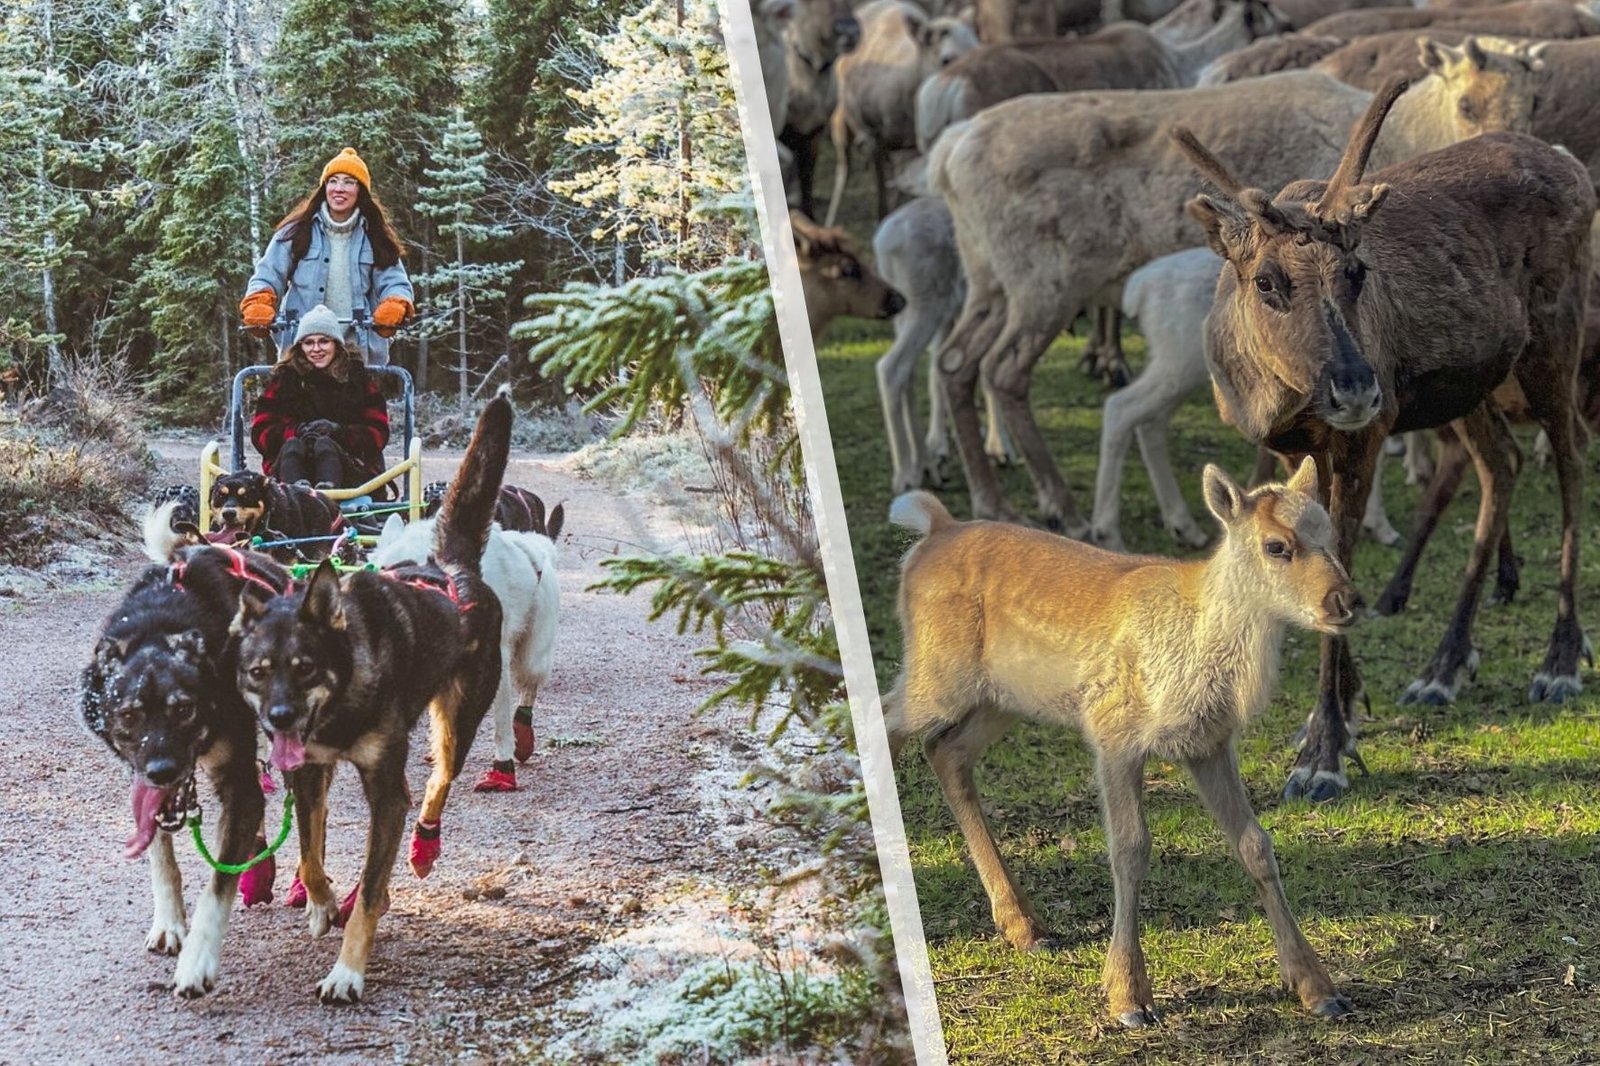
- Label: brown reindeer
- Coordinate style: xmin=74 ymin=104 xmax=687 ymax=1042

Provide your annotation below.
xmin=884 ymin=459 xmax=1355 ymax=1026
xmin=928 ymin=53 xmax=1543 ymax=536
xmin=791 ymin=211 xmax=906 ymax=335
xmin=1174 ymin=79 xmax=1593 ymax=802
xmin=779 ymin=0 xmax=861 ymax=218
xmin=1304 ymin=0 xmax=1600 ymax=38
xmin=1374 ymin=305 xmax=1600 ymax=617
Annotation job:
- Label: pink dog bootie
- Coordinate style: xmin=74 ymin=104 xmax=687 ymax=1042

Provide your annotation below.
xmin=410 ymin=818 xmax=441 ymax=878
xmin=474 ymin=761 xmax=519 ymax=793
xmin=285 ymin=874 xmax=307 ymax=908
xmin=513 ymin=707 xmax=535 ymax=763
xmin=238 ymin=837 xmax=276 ymax=907
xmin=332 ymin=879 xmax=389 ymax=928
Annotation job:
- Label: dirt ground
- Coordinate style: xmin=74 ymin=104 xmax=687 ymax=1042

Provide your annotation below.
xmin=0 ymin=440 xmax=831 ymax=1063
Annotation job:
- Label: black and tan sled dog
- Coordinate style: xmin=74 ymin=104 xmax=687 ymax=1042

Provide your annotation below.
xmin=81 ymin=511 xmax=291 ymax=998
xmin=231 ymin=392 xmax=511 ymax=1004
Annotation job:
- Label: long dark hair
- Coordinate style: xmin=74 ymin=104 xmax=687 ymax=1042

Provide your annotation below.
xmin=271 ymin=181 xmax=406 ymax=273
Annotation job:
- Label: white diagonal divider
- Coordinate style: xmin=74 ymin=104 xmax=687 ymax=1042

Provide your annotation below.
xmin=715 ymin=2 xmax=948 ymax=1062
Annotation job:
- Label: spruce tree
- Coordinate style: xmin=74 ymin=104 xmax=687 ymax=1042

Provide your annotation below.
xmin=414 ymin=109 xmax=523 ymax=407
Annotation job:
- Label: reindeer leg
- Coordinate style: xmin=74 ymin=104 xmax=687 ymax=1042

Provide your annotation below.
xmin=1098 ymin=748 xmax=1157 ymax=1028
xmin=1401 ymin=404 xmax=1517 ymax=705
xmin=1189 ymin=744 xmax=1349 ymax=1019
xmin=1285 ymin=433 xmax=1381 ymax=802
xmin=1374 ymin=427 xmax=1467 ymax=616
xmin=923 ymin=707 xmax=1048 ymax=950
xmin=985 ymin=301 xmax=1084 ymax=535
xmin=1522 ymin=375 xmax=1587 ymax=702
xmin=941 ymin=292 xmax=1017 ymax=522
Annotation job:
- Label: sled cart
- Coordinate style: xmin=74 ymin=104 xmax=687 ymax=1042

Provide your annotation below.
xmin=198 ymin=309 xmax=423 ymax=547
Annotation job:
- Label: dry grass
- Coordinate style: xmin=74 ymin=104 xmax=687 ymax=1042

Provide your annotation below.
xmin=0 ymin=356 xmax=153 ymax=566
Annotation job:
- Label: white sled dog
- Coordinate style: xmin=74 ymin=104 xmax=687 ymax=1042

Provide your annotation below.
xmin=374 ymin=512 xmax=560 ymax=792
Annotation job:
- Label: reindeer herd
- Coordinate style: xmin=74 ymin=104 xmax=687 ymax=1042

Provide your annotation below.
xmin=760 ymin=0 xmax=1600 ymax=1027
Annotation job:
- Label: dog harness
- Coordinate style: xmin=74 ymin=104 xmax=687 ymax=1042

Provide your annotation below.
xmin=382 ymin=567 xmax=476 ymax=613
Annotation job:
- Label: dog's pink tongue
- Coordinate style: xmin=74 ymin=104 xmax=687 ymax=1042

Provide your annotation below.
xmin=270 ymin=732 xmax=306 ymax=772
xmin=125 ymin=781 xmax=173 ymax=860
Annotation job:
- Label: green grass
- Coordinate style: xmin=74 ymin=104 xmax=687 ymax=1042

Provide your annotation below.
xmin=817 ymin=315 xmax=1600 ymax=1063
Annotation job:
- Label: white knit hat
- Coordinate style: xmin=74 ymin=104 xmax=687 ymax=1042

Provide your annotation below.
xmin=293 ymin=304 xmax=344 ymax=347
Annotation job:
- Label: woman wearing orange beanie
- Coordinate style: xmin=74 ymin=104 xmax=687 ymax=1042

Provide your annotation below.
xmin=240 ymin=147 xmax=415 ymax=366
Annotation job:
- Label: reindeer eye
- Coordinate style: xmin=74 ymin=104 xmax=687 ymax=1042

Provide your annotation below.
xmin=1254 ymin=275 xmax=1273 ymax=294
xmin=1263 ymin=538 xmax=1292 ymax=560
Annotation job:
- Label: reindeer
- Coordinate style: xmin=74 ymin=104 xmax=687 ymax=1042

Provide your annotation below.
xmin=883 ymin=459 xmax=1356 ymax=1026
xmin=779 ymin=0 xmax=861 ymax=218
xmin=792 ymin=211 xmax=906 ymax=335
xmin=1174 ymin=79 xmax=1593 ymax=802
xmin=825 ymin=0 xmax=979 ymax=226
xmin=928 ymin=48 xmax=1546 ymax=536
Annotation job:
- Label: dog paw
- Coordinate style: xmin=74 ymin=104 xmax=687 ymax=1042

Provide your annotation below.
xmin=171 ymin=943 xmax=219 ymax=999
xmin=410 ymin=821 xmax=441 ymax=878
xmin=334 ymin=882 xmax=360 ymax=929
xmin=513 ymin=708 xmax=535 ymax=763
xmin=238 ymin=847 xmax=275 ymax=908
xmin=145 ymin=918 xmax=186 ymax=955
xmin=308 ymin=896 xmax=340 ymax=938
xmin=317 ymin=962 xmax=365 ymax=1005
xmin=473 ymin=766 xmax=519 ymax=792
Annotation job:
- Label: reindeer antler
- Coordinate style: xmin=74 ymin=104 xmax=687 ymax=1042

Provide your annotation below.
xmin=1316 ymin=77 xmax=1408 ymax=213
xmin=1171 ymin=127 xmax=1248 ymax=200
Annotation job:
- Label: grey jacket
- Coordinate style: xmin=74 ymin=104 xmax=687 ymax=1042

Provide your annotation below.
xmin=245 ymin=213 xmax=413 ymax=366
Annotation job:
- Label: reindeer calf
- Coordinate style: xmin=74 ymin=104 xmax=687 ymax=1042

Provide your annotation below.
xmin=884 ymin=459 xmax=1355 ymax=1026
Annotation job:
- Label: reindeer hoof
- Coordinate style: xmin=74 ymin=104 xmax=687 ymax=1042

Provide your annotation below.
xmin=1311 ymin=994 xmax=1354 ymax=1019
xmin=1284 ymin=767 xmax=1348 ymax=803
xmin=1117 ymin=1006 xmax=1160 ymax=1029
xmin=1529 ymin=673 xmax=1582 ymax=704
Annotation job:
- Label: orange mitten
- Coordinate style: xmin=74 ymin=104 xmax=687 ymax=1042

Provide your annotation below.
xmin=372 ymin=296 xmax=413 ymax=338
xmin=240 ymin=289 xmax=277 ymax=333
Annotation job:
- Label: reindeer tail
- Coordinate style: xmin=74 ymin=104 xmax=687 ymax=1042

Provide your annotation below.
xmin=888 ymin=491 xmax=956 ymax=537
xmin=433 ymin=387 xmax=514 ymax=574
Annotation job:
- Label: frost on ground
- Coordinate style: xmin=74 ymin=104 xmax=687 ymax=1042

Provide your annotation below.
xmin=547 ymin=724 xmax=863 ymax=1065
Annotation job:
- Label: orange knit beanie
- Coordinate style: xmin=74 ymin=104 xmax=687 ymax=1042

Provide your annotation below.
xmin=320 ymin=147 xmax=371 ymax=191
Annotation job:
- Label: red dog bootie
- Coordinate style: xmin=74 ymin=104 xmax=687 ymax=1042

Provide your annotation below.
xmin=332 ymin=878 xmax=389 ymax=928
xmin=409 ymin=818 xmax=441 ymax=878
xmin=285 ymin=874 xmax=308 ymax=908
xmin=513 ymin=707 xmax=535 ymax=763
xmin=474 ymin=761 xmax=519 ymax=793
xmin=238 ymin=837 xmax=275 ymax=907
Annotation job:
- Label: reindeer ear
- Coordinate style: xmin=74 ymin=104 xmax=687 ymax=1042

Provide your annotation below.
xmin=300 ymin=560 xmax=345 ymax=631
xmin=902 ymin=6 xmax=933 ymax=46
xmin=1286 ymin=455 xmax=1320 ymax=499
xmin=1187 ymin=195 xmax=1253 ymax=262
xmin=1203 ymin=464 xmax=1249 ymax=525
xmin=1418 ymin=37 xmax=1454 ymax=74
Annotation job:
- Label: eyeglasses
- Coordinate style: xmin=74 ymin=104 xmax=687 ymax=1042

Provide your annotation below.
xmin=326 ymin=175 xmax=361 ymax=190
xmin=302 ymin=336 xmax=336 ymax=349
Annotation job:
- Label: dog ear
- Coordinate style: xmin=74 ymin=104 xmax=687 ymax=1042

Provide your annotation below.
xmin=172 ymin=521 xmax=204 ymax=546
xmin=230 ymin=592 xmax=266 ymax=638
xmin=546 ymin=503 xmax=564 ymax=543
xmin=94 ymin=635 xmax=131 ymax=666
xmin=166 ymin=630 xmax=207 ymax=660
xmin=378 ymin=513 xmax=404 ymax=546
xmin=300 ymin=560 xmax=346 ymax=631
xmin=528 ymin=494 xmax=546 ymax=535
